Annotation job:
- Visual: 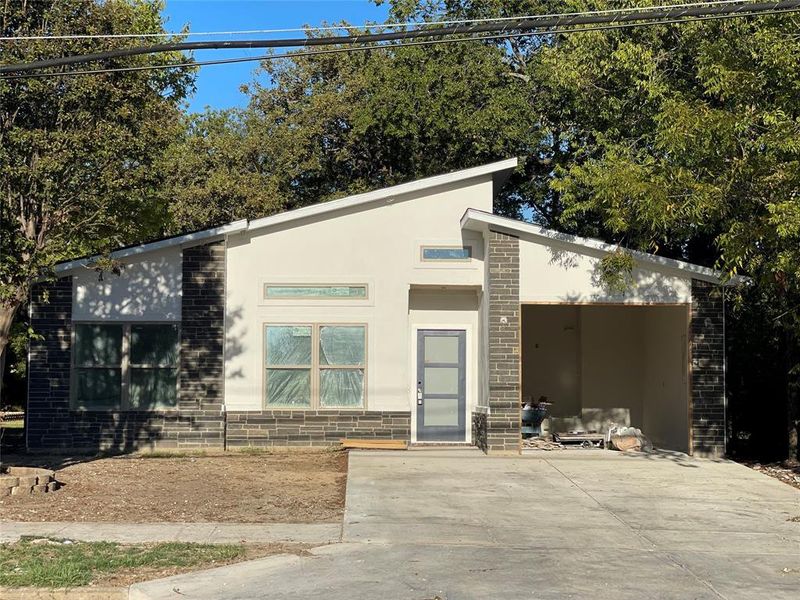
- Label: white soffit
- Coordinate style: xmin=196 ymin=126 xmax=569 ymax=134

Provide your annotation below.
xmin=460 ymin=208 xmax=747 ymax=286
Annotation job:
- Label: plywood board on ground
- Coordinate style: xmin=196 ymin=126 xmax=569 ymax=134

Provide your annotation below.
xmin=340 ymin=439 xmax=408 ymax=450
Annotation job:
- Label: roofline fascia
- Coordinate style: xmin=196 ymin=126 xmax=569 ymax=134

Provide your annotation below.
xmin=54 ymin=220 xmax=248 ymax=274
xmin=461 ymin=209 xmax=748 ymax=286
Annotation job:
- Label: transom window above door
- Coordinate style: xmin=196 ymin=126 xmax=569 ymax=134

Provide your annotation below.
xmin=264 ymin=324 xmax=366 ymax=409
xmin=420 ymin=246 xmax=472 ymax=262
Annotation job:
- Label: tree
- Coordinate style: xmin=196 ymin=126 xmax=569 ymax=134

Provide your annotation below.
xmin=166 ymin=29 xmax=530 ymax=232
xmin=0 ymin=0 xmax=194 ymax=392
xmin=380 ymin=0 xmax=800 ymax=459
xmin=162 ymin=109 xmax=285 ymax=232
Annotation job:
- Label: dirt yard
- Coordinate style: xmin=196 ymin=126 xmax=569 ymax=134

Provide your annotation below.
xmin=0 ymin=450 xmax=347 ymax=523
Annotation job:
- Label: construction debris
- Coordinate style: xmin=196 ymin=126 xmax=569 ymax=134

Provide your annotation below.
xmin=553 ymin=432 xmax=605 ymax=448
xmin=522 ymin=437 xmax=564 ymax=451
xmin=608 ymin=426 xmax=653 ymax=452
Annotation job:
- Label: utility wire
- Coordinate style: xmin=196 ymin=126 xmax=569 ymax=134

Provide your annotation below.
xmin=0 ymin=0 xmax=757 ymax=41
xmin=2 ymin=1 xmax=798 ymax=74
xmin=2 ymin=7 xmax=797 ymax=81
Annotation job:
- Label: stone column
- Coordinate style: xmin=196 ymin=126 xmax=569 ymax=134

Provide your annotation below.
xmin=690 ymin=279 xmax=726 ymax=457
xmin=486 ymin=230 xmax=521 ymax=455
xmin=170 ymin=241 xmax=226 ymax=447
xmin=27 ymin=277 xmax=73 ymax=450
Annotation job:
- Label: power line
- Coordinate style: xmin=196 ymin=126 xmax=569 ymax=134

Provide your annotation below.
xmin=2 ymin=1 xmax=798 ymax=74
xmin=0 ymin=0 xmax=756 ymax=41
xmin=2 ymin=7 xmax=797 ymax=81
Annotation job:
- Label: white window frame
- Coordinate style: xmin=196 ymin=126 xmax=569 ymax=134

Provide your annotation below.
xmin=71 ymin=321 xmax=180 ymax=412
xmin=263 ymin=323 xmax=368 ymax=410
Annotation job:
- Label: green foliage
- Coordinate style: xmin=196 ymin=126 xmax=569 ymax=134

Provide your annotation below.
xmin=534 ymin=3 xmax=800 ymax=294
xmin=166 ymin=28 xmax=530 ymax=231
xmin=0 ymin=0 xmax=194 ymax=351
xmin=162 ymin=109 xmax=285 ymax=232
xmin=598 ymin=249 xmax=636 ymax=296
xmin=0 ymin=538 xmax=244 ymax=587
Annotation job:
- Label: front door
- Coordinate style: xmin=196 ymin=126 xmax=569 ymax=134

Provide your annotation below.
xmin=416 ymin=329 xmax=466 ymax=441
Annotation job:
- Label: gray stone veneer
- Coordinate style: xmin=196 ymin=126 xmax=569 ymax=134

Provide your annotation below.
xmin=485 ymin=230 xmax=521 ymax=455
xmin=26 ymin=242 xmax=228 ymax=451
xmin=26 ymin=277 xmax=74 ymax=450
xmin=690 ymin=279 xmax=726 ymax=457
xmin=226 ymin=411 xmax=411 ymax=447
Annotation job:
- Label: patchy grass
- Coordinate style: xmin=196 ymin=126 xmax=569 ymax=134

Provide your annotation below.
xmin=0 ymin=537 xmax=281 ymax=588
xmin=134 ymin=450 xmax=209 ymax=459
xmin=0 ymin=420 xmax=24 ymax=429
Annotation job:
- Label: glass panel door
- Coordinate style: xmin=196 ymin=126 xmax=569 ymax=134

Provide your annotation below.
xmin=416 ymin=330 xmax=466 ymax=441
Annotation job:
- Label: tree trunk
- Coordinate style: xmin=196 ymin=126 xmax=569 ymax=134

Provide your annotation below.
xmin=0 ymin=301 xmax=21 ymax=405
xmin=787 ymin=327 xmax=799 ymax=465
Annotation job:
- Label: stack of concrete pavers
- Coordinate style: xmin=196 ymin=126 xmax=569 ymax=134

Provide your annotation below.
xmin=0 ymin=467 xmax=59 ymax=496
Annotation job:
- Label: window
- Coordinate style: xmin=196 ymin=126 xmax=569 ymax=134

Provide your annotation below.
xmin=129 ymin=324 xmax=179 ymax=409
xmin=73 ymin=323 xmax=179 ymax=410
xmin=265 ymin=325 xmax=312 ymax=407
xmin=265 ymin=324 xmax=366 ymax=409
xmin=264 ymin=285 xmax=367 ymax=300
xmin=74 ymin=324 xmax=122 ymax=410
xmin=420 ymin=246 xmax=472 ymax=262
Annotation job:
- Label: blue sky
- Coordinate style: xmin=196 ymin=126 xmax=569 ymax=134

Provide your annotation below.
xmin=161 ymin=1 xmax=389 ymax=112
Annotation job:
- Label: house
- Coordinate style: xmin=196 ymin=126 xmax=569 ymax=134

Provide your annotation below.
xmin=27 ymin=158 xmax=735 ymax=456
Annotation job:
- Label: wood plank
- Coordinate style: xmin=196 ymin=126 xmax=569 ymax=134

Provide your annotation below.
xmin=340 ymin=438 xmax=408 ymax=450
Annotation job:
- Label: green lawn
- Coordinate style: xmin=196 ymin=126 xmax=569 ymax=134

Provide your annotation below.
xmin=0 ymin=419 xmax=24 ymax=429
xmin=0 ymin=538 xmax=247 ymax=587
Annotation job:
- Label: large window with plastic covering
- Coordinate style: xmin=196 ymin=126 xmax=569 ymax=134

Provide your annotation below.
xmin=264 ymin=324 xmax=366 ymax=409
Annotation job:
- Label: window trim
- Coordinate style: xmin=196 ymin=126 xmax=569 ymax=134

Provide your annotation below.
xmin=263 ymin=323 xmax=368 ymax=410
xmin=71 ymin=321 xmax=180 ymax=412
xmin=262 ymin=283 xmax=369 ymax=301
xmin=419 ymin=245 xmax=473 ymax=263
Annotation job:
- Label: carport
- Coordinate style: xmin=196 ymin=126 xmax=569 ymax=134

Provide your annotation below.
xmin=461 ymin=210 xmax=736 ymax=457
xmin=521 ymin=304 xmax=690 ymax=452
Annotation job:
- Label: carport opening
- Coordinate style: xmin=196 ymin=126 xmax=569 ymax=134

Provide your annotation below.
xmin=521 ymin=304 xmax=690 ymax=453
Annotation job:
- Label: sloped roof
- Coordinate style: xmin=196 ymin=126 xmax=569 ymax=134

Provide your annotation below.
xmin=55 ymin=158 xmax=518 ymax=274
xmin=460 ymin=209 xmax=746 ymax=286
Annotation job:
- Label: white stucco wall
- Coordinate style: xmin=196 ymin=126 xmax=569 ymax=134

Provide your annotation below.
xmin=521 ymin=304 xmax=689 ymax=450
xmin=519 ymin=238 xmax=692 ymax=304
xmin=642 ymin=306 xmax=690 ymax=452
xmin=580 ymin=307 xmax=646 ymax=427
xmin=521 ymin=305 xmax=580 ymax=415
xmin=72 ymin=247 xmax=182 ymax=321
xmin=224 ymin=177 xmax=493 ymax=411
xmin=408 ymin=289 xmax=479 ymax=442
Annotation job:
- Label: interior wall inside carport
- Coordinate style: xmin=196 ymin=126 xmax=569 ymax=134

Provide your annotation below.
xmin=521 ymin=305 xmax=689 ymax=452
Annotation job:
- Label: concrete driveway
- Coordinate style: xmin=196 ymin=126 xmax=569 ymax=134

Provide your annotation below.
xmin=133 ymin=449 xmax=800 ymax=600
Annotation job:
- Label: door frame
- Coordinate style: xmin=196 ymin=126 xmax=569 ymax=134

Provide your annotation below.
xmin=410 ymin=324 xmax=472 ymax=443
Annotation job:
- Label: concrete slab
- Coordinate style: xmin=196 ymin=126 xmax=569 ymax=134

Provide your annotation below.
xmin=122 ymin=450 xmax=800 ymax=599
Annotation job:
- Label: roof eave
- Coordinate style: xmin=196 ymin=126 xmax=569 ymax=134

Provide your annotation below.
xmin=54 ymin=220 xmax=248 ymax=274
xmin=461 ymin=209 xmax=748 ymax=287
